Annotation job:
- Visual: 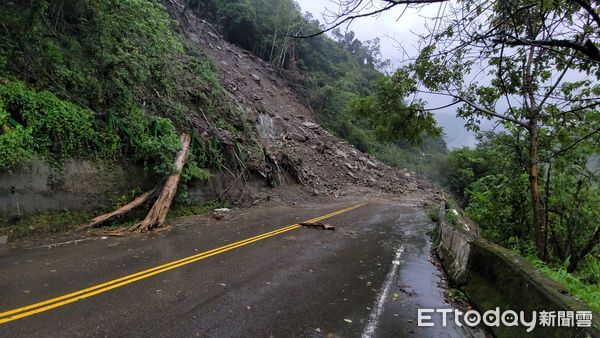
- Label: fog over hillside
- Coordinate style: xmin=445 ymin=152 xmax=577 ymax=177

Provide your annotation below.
xmin=295 ymin=0 xmax=500 ymax=148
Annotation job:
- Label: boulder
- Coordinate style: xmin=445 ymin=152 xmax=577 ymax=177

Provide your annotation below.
xmin=290 ymin=132 xmax=307 ymax=142
xmin=335 ymin=149 xmax=348 ymax=158
xmin=302 ymin=122 xmax=319 ymax=129
xmin=366 ymin=160 xmax=378 ymax=169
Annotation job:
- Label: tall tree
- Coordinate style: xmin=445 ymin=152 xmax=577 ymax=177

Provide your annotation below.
xmin=313 ymin=0 xmax=600 ymax=257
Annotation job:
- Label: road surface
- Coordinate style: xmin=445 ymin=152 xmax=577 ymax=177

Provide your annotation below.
xmin=0 ymin=200 xmax=473 ymax=337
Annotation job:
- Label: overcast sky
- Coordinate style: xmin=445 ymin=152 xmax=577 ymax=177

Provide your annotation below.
xmin=294 ymin=0 xmax=486 ymax=149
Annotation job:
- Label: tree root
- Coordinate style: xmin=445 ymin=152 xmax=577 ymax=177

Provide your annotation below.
xmin=79 ymin=133 xmax=191 ymax=234
xmin=79 ymin=187 xmax=158 ymax=230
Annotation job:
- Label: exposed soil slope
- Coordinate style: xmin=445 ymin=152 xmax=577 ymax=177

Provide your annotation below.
xmin=165 ymin=1 xmax=440 ymax=202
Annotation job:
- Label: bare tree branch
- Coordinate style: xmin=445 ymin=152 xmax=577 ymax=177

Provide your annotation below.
xmin=498 ymin=37 xmax=600 ymax=62
xmin=540 ymin=56 xmax=573 ymax=108
xmin=442 ymin=92 xmax=530 ymax=128
xmin=571 ymin=0 xmax=600 ymax=28
xmin=292 ymin=0 xmax=447 ymax=38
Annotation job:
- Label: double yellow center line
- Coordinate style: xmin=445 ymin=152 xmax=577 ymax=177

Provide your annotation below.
xmin=0 ymin=203 xmax=366 ymax=324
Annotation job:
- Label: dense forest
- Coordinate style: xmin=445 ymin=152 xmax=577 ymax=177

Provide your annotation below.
xmin=0 ymin=0 xmax=597 ymax=313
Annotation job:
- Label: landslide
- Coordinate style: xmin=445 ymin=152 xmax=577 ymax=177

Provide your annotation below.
xmin=164 ymin=0 xmax=439 ymax=202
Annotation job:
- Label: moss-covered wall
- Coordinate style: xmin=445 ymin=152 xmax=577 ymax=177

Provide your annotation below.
xmin=435 ymin=207 xmax=600 ymax=338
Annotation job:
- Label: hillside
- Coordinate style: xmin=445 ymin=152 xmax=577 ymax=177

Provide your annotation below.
xmin=0 ymin=0 xmax=440 ymax=237
xmin=165 ymin=0 xmax=436 ymax=199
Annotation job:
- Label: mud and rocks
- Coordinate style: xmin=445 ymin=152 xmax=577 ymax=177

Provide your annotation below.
xmin=164 ymin=1 xmax=442 ymax=205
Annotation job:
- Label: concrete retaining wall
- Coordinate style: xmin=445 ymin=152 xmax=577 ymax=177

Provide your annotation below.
xmin=0 ymin=159 xmax=152 ymax=217
xmin=0 ymin=159 xmax=283 ymax=218
xmin=435 ymin=205 xmax=600 ymax=338
xmin=187 ymin=171 xmax=278 ymax=203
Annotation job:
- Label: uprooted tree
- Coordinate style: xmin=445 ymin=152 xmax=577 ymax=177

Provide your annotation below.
xmin=81 ymin=133 xmax=191 ymax=233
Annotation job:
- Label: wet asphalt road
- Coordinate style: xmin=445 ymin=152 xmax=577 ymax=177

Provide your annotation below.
xmin=0 ymin=200 xmax=469 ymax=337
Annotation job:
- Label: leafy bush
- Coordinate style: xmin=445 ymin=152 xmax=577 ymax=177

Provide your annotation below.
xmin=0 ymin=81 xmax=96 ymax=169
xmin=465 ymin=173 xmax=531 ymax=246
xmin=0 ymin=80 xmax=191 ymax=179
xmin=0 ymin=99 xmax=34 ymax=169
xmin=427 ymin=207 xmax=440 ymax=223
xmin=117 ymin=107 xmax=182 ymax=176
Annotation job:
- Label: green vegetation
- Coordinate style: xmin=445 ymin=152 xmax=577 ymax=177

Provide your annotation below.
xmin=0 ymin=81 xmax=95 ymax=169
xmin=169 ymin=200 xmax=228 ymax=218
xmin=427 ymin=207 xmax=440 ymax=223
xmin=0 ymin=210 xmax=94 ymax=240
xmin=442 ymin=132 xmax=599 ymax=310
xmin=348 ymin=69 xmax=441 ymax=144
xmin=185 ymin=0 xmax=448 ymax=174
xmin=528 ymin=256 xmax=600 ymax=313
xmin=445 ymin=209 xmax=460 ymax=229
xmin=448 ymin=288 xmax=470 ymax=304
xmin=0 ymin=0 xmax=232 ymax=182
xmin=442 ymin=132 xmax=599 ymax=270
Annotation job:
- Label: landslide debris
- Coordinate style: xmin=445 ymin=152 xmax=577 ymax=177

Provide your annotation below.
xmin=165 ymin=1 xmax=438 ymax=201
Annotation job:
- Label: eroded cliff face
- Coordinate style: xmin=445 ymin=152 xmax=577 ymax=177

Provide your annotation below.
xmin=164 ymin=0 xmax=440 ymax=204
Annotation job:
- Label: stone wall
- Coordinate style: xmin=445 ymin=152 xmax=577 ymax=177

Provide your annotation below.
xmin=0 ymin=159 xmax=151 ymax=217
xmin=435 ymin=205 xmax=600 ymax=338
xmin=0 ymin=159 xmax=284 ymax=218
xmin=187 ymin=171 xmax=275 ymax=203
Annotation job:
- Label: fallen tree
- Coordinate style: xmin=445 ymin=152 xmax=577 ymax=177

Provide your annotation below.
xmin=80 ymin=133 xmax=191 ymax=233
xmin=130 ymin=133 xmax=191 ymax=232
xmin=79 ymin=187 xmax=159 ymax=230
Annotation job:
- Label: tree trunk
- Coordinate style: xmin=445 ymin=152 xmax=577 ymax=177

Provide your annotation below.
xmin=269 ymin=28 xmax=278 ymax=63
xmin=130 ymin=133 xmax=191 ymax=232
xmin=543 ymin=160 xmax=552 ymax=259
xmin=79 ymin=187 xmax=158 ymax=230
xmin=528 ymin=122 xmax=545 ymax=256
xmin=568 ymin=226 xmax=599 ymax=272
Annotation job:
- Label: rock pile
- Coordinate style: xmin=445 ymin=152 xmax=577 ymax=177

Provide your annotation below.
xmin=166 ymin=1 xmax=438 ymax=199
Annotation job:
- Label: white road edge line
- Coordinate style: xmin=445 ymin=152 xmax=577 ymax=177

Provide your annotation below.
xmin=362 ymin=245 xmax=405 ymax=338
xmin=31 ymin=237 xmax=103 ymax=250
